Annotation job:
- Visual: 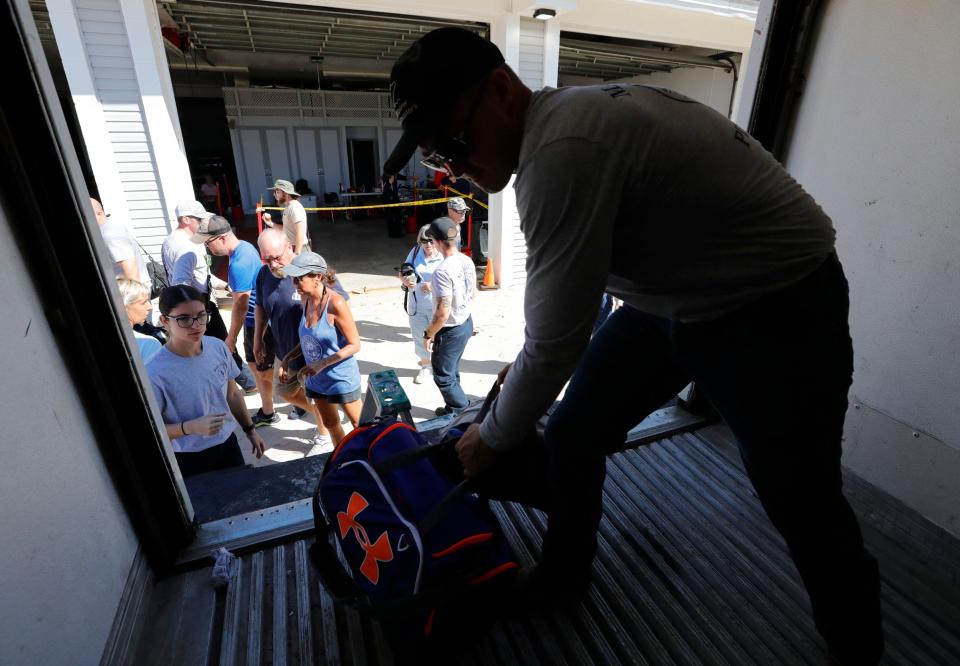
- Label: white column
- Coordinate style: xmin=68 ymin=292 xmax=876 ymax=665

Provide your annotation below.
xmin=543 ymin=19 xmax=560 ymax=88
xmin=120 ymin=0 xmax=194 ymax=215
xmin=45 ymin=0 xmax=193 ymax=257
xmin=487 ymin=12 xmax=522 ymax=288
xmin=45 ymin=0 xmax=133 ymax=229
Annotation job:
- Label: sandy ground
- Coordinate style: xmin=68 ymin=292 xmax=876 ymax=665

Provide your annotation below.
xmin=226 ymin=279 xmax=527 ymax=467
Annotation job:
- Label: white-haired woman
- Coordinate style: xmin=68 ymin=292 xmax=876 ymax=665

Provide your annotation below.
xmin=117 ymin=277 xmax=162 ymax=362
xmin=399 ymin=223 xmax=444 ymax=384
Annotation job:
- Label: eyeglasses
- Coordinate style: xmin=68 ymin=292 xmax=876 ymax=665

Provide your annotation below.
xmin=168 ymin=311 xmax=210 ymax=328
xmin=263 ymin=253 xmax=284 ymax=264
xmin=204 ymin=236 xmax=222 ymax=247
xmin=292 ymin=273 xmax=318 ymax=283
xmin=420 ymin=79 xmax=488 ymax=175
xmin=419 ymin=239 xmax=434 ymax=245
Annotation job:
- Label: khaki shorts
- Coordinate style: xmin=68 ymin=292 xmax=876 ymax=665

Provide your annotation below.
xmin=275 ymin=364 xmax=302 ymax=400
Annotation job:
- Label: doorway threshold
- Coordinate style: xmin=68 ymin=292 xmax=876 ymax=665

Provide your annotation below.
xmin=175 ymin=404 xmax=712 ymax=566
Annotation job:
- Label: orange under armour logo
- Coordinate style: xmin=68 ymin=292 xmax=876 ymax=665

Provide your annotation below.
xmin=337 ymin=492 xmax=394 ymax=584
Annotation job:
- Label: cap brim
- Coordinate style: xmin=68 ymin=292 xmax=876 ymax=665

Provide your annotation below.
xmin=190 ymin=231 xmax=224 ymax=244
xmin=281 ymin=264 xmax=311 ymax=277
xmin=383 ymin=130 xmax=422 ymax=176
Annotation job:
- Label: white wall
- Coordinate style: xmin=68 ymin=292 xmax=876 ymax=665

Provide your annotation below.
xmin=622 ymin=66 xmax=735 ymax=117
xmin=785 ymin=0 xmax=960 ymax=536
xmin=0 ymin=203 xmax=138 ymax=664
xmin=562 ymin=65 xmax=737 ymax=117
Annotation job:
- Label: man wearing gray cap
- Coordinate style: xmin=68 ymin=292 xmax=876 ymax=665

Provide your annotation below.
xmin=194 ymin=217 xmax=278 ymax=426
xmin=381 ymin=27 xmax=882 ymax=664
xmin=271 ymin=179 xmax=309 ymax=255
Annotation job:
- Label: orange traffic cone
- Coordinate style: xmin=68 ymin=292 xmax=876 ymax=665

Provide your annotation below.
xmin=479 ymin=259 xmax=498 ymax=291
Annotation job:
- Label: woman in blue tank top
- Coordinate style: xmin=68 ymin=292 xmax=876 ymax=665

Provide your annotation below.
xmin=282 ymin=252 xmax=362 ymax=444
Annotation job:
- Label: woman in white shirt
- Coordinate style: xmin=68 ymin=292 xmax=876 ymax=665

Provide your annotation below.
xmin=399 ymin=224 xmax=444 ymax=384
xmin=117 ymin=277 xmax=162 ymax=363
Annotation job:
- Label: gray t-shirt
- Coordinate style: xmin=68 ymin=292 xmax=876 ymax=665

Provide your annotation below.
xmin=100 ymin=217 xmax=149 ymax=286
xmin=431 ymin=253 xmax=475 ymax=327
xmin=481 ymin=84 xmax=836 ymax=450
xmin=162 ymin=228 xmax=210 ymax=293
xmin=146 ymin=336 xmax=241 ymax=453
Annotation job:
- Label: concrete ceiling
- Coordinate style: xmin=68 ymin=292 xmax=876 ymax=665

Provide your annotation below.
xmin=159 ymin=0 xmax=484 ymax=60
xmin=29 ymin=0 xmax=740 ymax=90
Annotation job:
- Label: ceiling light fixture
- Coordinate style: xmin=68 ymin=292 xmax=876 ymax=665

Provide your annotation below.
xmin=533 ymin=8 xmax=556 ymax=20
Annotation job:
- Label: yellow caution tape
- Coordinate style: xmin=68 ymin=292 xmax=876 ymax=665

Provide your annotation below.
xmin=444 ymin=186 xmax=488 ymax=211
xmin=260 ymin=195 xmax=474 ymax=213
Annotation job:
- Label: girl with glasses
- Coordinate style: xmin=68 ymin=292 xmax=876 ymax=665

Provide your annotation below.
xmin=145 ymin=285 xmax=266 ymax=476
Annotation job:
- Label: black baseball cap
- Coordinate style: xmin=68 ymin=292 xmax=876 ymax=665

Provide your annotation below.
xmin=190 ymin=215 xmax=232 ymax=243
xmin=424 ymin=216 xmax=459 ymax=243
xmin=383 ymin=28 xmax=505 ymax=176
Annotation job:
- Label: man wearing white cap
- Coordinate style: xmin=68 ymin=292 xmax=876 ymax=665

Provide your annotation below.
xmin=271 ymin=179 xmax=310 ymax=254
xmin=162 ymin=202 xmax=256 ymax=392
xmin=162 ymin=201 xmax=225 ymax=293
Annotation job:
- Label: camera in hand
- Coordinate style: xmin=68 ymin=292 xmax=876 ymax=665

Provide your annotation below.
xmin=395 ymin=261 xmax=421 ymax=292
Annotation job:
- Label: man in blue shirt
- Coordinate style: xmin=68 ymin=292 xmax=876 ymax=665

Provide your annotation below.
xmin=193 ymin=216 xmax=278 ymax=427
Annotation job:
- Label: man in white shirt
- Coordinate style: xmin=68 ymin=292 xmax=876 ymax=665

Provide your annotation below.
xmin=271 ymin=179 xmax=309 ymax=254
xmin=422 ymin=217 xmax=475 ymax=416
xmin=162 ymin=201 xmax=256 ymax=393
xmin=382 ymin=28 xmax=882 ymax=664
xmin=91 ymin=198 xmax=148 ymax=285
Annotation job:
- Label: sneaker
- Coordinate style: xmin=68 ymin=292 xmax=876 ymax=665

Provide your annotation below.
xmin=413 ymin=366 xmax=431 ymax=384
xmin=252 ymin=408 xmax=279 ymax=427
xmin=288 ymin=406 xmax=307 ymax=420
xmin=435 ymin=405 xmax=455 ymax=417
xmin=307 ymin=433 xmax=334 ymax=457
xmin=240 ymin=383 xmax=259 ymax=396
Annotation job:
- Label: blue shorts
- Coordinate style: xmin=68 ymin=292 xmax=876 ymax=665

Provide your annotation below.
xmin=305 ymin=387 xmax=362 ymax=404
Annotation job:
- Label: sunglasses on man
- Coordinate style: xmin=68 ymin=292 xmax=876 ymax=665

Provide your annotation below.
xmin=420 ymin=80 xmax=488 ymax=175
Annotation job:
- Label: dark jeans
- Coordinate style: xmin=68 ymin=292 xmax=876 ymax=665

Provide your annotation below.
xmin=385 ymin=209 xmax=404 ymax=238
xmin=174 ymin=433 xmax=244 ymax=476
xmin=206 ymin=300 xmax=257 ymax=391
xmin=488 ymin=254 xmax=883 ymax=664
xmin=593 ymin=292 xmax=613 ymax=334
xmin=432 ymin=316 xmax=474 ymax=409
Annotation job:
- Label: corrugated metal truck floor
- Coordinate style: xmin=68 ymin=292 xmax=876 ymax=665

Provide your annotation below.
xmin=133 ymin=424 xmax=960 ymax=665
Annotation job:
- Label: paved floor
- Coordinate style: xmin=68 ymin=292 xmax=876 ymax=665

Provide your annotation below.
xmin=223 ymin=214 xmax=524 ymax=468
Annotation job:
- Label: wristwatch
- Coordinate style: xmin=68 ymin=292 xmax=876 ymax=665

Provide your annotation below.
xmin=423 ymin=330 xmax=432 ymax=339
xmin=241 ymin=422 xmax=256 ymax=434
